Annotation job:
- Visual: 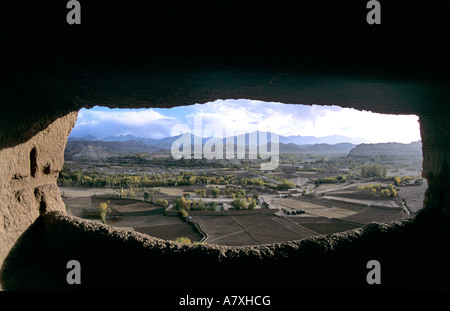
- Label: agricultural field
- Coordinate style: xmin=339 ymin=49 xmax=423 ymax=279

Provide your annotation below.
xmin=61 ymin=189 xmax=203 ymax=243
xmin=59 ymin=148 xmax=426 ymax=246
xmin=189 ymin=211 xmax=317 ymax=246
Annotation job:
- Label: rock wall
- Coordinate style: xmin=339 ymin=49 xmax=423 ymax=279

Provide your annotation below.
xmin=0 ymin=112 xmax=78 ymax=267
xmin=420 ymin=114 xmax=450 ymax=217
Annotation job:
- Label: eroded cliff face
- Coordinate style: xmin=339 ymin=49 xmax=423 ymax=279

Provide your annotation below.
xmin=0 ymin=112 xmax=78 ymax=267
xmin=420 ymin=114 xmax=450 ymax=217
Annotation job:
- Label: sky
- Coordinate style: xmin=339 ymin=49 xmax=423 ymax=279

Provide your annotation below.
xmin=69 ymin=99 xmax=422 ymax=144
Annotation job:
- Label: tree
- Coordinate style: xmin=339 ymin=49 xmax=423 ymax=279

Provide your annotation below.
xmin=231 ymin=198 xmax=247 ymax=210
xmin=148 ymin=188 xmax=156 ymax=202
xmin=187 ymin=176 xmax=196 ymax=185
xmin=197 ymin=198 xmax=205 ymax=210
xmin=359 ymin=164 xmax=387 ymax=178
xmin=127 ymin=187 xmax=136 ymax=198
xmin=179 ymin=209 xmax=189 ymax=219
xmin=144 ymin=191 xmax=150 ymax=202
xmin=212 ymin=188 xmax=220 ymax=198
xmin=382 ymin=189 xmax=391 ymax=197
xmin=98 ymin=202 xmax=111 ymax=224
xmin=156 ymin=198 xmax=168 ymax=208
xmin=174 ymin=237 xmax=191 ymax=244
xmin=248 ymin=200 xmax=257 ymax=210
xmin=208 ymin=201 xmax=217 ymax=211
xmin=185 ymin=199 xmax=192 ymax=210
xmin=174 ymin=197 xmax=183 ymax=210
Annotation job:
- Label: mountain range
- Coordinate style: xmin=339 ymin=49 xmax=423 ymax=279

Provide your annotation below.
xmin=69 ymin=132 xmax=367 ymax=145
xmin=349 ymin=141 xmax=422 ymax=157
xmin=65 ymin=132 xmax=421 ymax=160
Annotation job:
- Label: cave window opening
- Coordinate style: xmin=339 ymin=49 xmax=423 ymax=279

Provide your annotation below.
xmin=30 ymin=147 xmax=37 ymax=178
xmin=59 ymin=100 xmax=425 ymax=246
xmin=43 ymin=163 xmax=51 ymax=175
xmin=39 ymin=198 xmax=47 ymax=215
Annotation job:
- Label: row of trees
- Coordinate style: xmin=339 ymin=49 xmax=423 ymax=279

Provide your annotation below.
xmin=225 ymin=188 xmax=247 ymax=199
xmin=193 ymin=188 xmax=222 ymax=198
xmin=314 ymin=175 xmax=348 ymax=186
xmin=173 ymin=196 xmax=218 ymax=211
xmin=276 ymin=179 xmax=297 ymax=190
xmin=392 ymin=175 xmax=417 ymax=186
xmin=173 ymin=192 xmax=258 ymax=211
xmin=231 ymin=197 xmax=257 ymax=210
xmin=58 ymin=166 xmax=241 ymax=189
xmin=357 ymin=183 xmax=397 ymax=197
xmin=58 ymin=165 xmax=282 ymax=190
xmin=359 ymin=164 xmax=387 ymax=178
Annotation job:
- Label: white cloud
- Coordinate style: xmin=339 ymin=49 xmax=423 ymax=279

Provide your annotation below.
xmin=71 ymin=101 xmax=421 ymax=143
xmin=85 ymin=108 xmax=175 ymax=126
xmin=184 ymin=100 xmax=421 ymax=143
xmin=71 ymin=107 xmax=179 ymax=139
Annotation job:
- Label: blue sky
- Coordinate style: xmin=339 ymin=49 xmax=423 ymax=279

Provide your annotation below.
xmin=69 ymin=99 xmax=421 ymax=143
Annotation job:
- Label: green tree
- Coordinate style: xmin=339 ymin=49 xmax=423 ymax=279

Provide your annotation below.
xmin=248 ymin=200 xmax=257 ymax=210
xmin=208 ymin=201 xmax=217 ymax=211
xmin=197 ymin=198 xmax=205 ymax=210
xmin=231 ymin=198 xmax=247 ymax=210
xmin=212 ymin=188 xmax=220 ymax=198
xmin=174 ymin=197 xmax=183 ymax=210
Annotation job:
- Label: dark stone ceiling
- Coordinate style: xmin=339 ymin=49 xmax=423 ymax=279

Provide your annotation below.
xmin=3 ymin=1 xmax=449 ymax=75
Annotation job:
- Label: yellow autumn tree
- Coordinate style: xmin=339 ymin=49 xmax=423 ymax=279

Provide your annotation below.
xmin=98 ymin=202 xmax=111 ymax=224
